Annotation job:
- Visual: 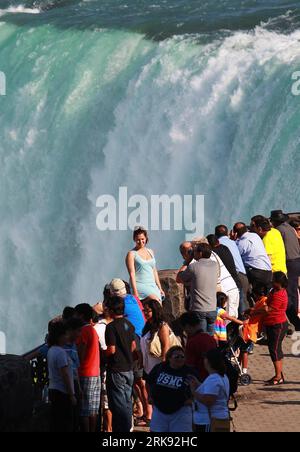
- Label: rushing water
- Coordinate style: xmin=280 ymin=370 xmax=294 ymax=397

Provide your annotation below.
xmin=0 ymin=0 xmax=300 ymax=353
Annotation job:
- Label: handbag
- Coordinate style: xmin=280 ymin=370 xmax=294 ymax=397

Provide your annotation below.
xmin=149 ymin=325 xmax=181 ymax=358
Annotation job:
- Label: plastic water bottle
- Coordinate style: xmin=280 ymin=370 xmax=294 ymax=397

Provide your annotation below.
xmin=42 ymin=386 xmax=49 ymax=404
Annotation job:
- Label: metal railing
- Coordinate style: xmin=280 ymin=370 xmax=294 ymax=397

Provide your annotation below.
xmin=23 ymin=345 xmax=49 ymax=406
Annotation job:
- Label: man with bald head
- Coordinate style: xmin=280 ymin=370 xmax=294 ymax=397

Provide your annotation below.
xmin=180 ymin=241 xmax=194 ymax=262
xmin=233 ymin=222 xmax=272 ymax=292
xmin=177 ymin=243 xmax=218 ymax=335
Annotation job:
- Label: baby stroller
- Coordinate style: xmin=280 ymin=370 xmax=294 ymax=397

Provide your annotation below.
xmin=224 ymin=323 xmax=252 ymax=387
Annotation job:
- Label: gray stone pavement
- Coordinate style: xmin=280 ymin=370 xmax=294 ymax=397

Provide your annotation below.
xmin=232 ymin=337 xmax=300 ymax=432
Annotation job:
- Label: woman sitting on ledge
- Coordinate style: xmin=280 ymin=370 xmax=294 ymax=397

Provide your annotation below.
xmin=126 ymin=226 xmax=165 ymax=302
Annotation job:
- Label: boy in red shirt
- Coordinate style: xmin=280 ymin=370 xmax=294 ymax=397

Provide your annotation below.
xmin=75 ymin=304 xmax=101 ymax=432
xmin=180 ymin=312 xmax=216 ymax=382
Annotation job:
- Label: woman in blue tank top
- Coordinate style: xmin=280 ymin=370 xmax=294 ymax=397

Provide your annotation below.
xmin=126 ymin=227 xmax=164 ymax=302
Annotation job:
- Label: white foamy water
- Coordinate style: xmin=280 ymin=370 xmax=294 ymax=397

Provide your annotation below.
xmin=0 ymin=6 xmax=40 ymax=18
xmin=0 ymin=19 xmax=300 ymax=354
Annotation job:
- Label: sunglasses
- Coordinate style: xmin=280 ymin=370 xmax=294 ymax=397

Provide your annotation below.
xmin=172 ymin=355 xmax=185 ymax=359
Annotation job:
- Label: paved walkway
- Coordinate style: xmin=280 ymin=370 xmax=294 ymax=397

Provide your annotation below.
xmin=232 ymin=337 xmax=300 ymax=432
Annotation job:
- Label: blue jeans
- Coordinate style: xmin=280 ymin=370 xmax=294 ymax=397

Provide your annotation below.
xmin=106 ymin=370 xmax=134 ymax=432
xmin=195 ymin=311 xmax=217 ymax=336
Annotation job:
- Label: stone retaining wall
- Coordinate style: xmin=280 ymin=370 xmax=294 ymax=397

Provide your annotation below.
xmin=158 ymin=269 xmax=186 ymax=335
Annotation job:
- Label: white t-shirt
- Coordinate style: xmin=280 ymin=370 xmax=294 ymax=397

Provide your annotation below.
xmin=210 ymin=252 xmax=238 ymax=294
xmin=194 ymin=373 xmax=230 ymax=426
xmin=94 ymin=319 xmax=108 ymax=351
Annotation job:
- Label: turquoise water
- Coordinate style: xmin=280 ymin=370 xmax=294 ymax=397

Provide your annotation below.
xmin=0 ymin=1 xmax=300 ymax=353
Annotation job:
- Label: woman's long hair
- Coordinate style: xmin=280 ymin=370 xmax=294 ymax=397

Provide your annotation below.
xmin=142 ymin=299 xmax=166 ymax=338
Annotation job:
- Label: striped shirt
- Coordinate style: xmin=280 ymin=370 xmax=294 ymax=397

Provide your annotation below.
xmin=214 ymin=308 xmax=227 ymax=342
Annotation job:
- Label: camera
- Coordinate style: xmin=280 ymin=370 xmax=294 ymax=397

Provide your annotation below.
xmin=188 ymin=248 xmax=194 ymax=258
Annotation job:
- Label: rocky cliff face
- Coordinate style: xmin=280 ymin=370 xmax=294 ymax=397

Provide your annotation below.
xmin=158 ymin=269 xmax=186 ymax=336
xmin=0 ymin=355 xmax=33 ymax=431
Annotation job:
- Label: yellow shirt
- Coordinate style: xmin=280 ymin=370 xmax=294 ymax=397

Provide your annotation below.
xmin=263 ymin=228 xmax=287 ymax=274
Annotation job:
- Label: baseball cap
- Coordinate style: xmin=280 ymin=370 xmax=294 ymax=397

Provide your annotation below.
xmin=110 ymin=279 xmax=127 ymax=296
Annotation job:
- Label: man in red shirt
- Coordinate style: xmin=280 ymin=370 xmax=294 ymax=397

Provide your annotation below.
xmin=75 ymin=304 xmax=101 ymax=432
xmin=180 ymin=312 xmax=217 ymax=382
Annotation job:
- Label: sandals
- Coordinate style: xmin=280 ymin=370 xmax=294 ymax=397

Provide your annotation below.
xmin=265 ymin=376 xmax=285 ymax=386
xmin=134 ymin=416 xmax=151 ymax=427
xmin=134 ymin=416 xmax=147 ymax=427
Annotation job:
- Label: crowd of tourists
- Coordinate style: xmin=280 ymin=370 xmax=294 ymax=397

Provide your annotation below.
xmin=32 ymin=209 xmax=300 ymax=432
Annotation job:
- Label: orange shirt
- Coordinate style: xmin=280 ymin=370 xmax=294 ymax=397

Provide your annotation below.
xmin=242 ymin=296 xmax=267 ymax=343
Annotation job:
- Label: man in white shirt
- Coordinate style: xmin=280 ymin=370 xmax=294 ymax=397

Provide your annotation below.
xmin=215 ymin=224 xmax=250 ymax=314
xmin=210 ymin=251 xmax=240 ymax=319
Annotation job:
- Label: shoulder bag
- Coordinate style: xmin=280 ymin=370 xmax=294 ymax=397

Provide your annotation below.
xmin=149 ymin=324 xmax=181 ymax=358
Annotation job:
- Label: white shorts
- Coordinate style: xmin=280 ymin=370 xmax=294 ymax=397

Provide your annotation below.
xmin=150 ymin=405 xmax=193 ymax=433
